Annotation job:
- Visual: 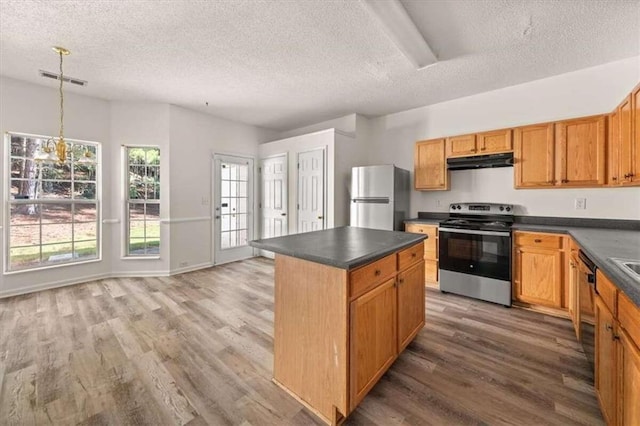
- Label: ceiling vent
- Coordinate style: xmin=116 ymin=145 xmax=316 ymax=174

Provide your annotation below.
xmin=39 ymin=70 xmax=87 ymax=87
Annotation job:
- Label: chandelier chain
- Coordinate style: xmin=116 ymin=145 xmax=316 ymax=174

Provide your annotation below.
xmin=59 ymin=50 xmax=64 ymax=141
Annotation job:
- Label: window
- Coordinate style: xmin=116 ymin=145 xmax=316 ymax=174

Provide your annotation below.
xmin=126 ymin=147 xmax=160 ymax=256
xmin=7 ymin=133 xmax=99 ymax=272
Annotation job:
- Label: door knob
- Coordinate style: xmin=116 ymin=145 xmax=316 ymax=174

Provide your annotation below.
xmin=281 ymin=213 xmax=287 ymax=216
xmin=317 ymin=216 xmax=324 ymax=220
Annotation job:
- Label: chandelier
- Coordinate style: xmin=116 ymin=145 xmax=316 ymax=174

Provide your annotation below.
xmin=34 ymin=46 xmax=94 ymax=164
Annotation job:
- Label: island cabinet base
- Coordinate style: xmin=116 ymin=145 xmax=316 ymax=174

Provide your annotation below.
xmin=272 ymin=241 xmax=425 ymax=425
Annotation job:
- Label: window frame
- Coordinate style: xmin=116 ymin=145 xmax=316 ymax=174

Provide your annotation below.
xmin=4 ymin=132 xmax=101 ymax=273
xmin=123 ymin=145 xmax=161 ymax=258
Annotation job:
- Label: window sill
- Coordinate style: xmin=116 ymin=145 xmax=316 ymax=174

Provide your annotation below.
xmin=4 ymin=257 xmax=102 ymax=275
xmin=120 ymin=256 xmax=161 ymax=261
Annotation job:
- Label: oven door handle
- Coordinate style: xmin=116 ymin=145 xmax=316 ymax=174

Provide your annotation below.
xmin=439 ymin=227 xmax=511 ymax=237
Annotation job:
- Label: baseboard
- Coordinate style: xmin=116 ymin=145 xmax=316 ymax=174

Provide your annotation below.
xmin=0 ymin=261 xmax=220 ymax=299
xmin=0 ymin=272 xmax=110 ymax=299
xmin=169 ymin=262 xmax=214 ymax=275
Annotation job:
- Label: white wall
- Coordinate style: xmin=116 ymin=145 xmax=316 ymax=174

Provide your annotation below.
xmin=109 ymin=102 xmax=171 ymax=274
xmin=367 ymin=56 xmax=640 ymax=220
xmin=0 ymin=76 xmax=112 ymax=295
xmin=276 ymin=114 xmax=357 ymax=139
xmin=259 ymin=129 xmax=336 ymax=234
xmin=0 ymin=77 xmax=274 ymax=297
xmin=168 ymin=105 xmax=273 ymax=270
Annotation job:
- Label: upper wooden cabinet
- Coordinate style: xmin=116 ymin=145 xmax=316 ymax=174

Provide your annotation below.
xmin=608 ymin=84 xmax=640 ymax=187
xmin=446 ymin=134 xmax=476 ymax=157
xmin=414 ymin=139 xmax=449 ymax=191
xmin=445 ymin=130 xmax=512 ymax=158
xmin=514 ymin=123 xmax=555 ymax=188
xmin=630 ymin=84 xmax=640 ymax=185
xmin=609 ymin=108 xmax=621 ymax=185
xmin=476 ymin=129 xmax=512 ymax=154
xmin=555 ymin=115 xmax=607 ymax=187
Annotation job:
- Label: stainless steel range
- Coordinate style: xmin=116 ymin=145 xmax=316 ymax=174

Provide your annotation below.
xmin=439 ymin=203 xmax=514 ymax=306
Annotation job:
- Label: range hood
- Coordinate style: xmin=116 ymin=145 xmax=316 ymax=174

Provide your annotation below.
xmin=447 ymin=152 xmax=514 ymax=170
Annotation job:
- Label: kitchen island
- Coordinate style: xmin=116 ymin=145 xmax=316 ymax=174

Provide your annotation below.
xmin=250 ymin=227 xmax=427 ymax=425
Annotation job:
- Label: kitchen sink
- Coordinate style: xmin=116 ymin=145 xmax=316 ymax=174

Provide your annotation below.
xmin=610 ymin=258 xmax=640 ymax=282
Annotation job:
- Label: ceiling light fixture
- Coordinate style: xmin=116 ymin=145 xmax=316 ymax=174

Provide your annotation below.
xmin=361 ymin=0 xmax=437 ymax=70
xmin=34 ymin=46 xmax=93 ymax=164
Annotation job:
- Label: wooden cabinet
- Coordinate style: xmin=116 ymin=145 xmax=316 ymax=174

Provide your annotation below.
xmin=476 ymin=129 xmax=512 ymax=154
xmin=592 ymin=270 xmax=640 ymax=426
xmin=513 ymin=232 xmax=564 ymax=308
xmin=446 ymin=134 xmax=476 ymax=157
xmin=555 ymin=115 xmax=607 ymax=187
xmin=514 ymin=123 xmax=555 ymax=188
xmin=629 ymin=84 xmax=640 ymax=185
xmin=609 ymin=108 xmax=621 ymax=185
xmin=445 ymin=130 xmax=512 ymax=158
xmin=405 ymin=223 xmax=439 ymax=285
xmin=414 ymin=139 xmax=449 ymax=190
xmin=619 ymin=328 xmax=640 ymax=426
xmin=350 ymin=278 xmax=397 ymax=409
xmin=595 ymin=295 xmax=617 ymax=426
xmin=397 ymin=261 xmax=426 ymax=352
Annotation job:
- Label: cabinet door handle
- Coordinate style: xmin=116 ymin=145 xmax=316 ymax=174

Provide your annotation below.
xmin=561 ymin=179 xmax=569 ymax=183
xmin=374 ymin=269 xmax=381 ymax=276
xmin=612 ymin=176 xmax=617 ymax=181
xmin=606 ymin=324 xmax=613 ymax=331
xmin=399 ymin=278 xmax=405 ymax=284
xmin=534 ymin=239 xmax=542 ymax=243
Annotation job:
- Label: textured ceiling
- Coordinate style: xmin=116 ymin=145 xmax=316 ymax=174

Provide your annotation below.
xmin=0 ymin=0 xmax=639 ymax=131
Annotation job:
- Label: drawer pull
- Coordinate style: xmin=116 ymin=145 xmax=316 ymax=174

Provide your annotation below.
xmin=411 ymin=253 xmax=417 ymax=258
xmin=374 ymin=269 xmax=381 ymax=276
xmin=534 ymin=239 xmax=542 ymax=243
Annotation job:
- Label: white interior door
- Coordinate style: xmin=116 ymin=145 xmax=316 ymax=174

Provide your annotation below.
xmin=297 ymin=148 xmax=325 ymax=233
xmin=260 ymin=154 xmax=288 ymax=240
xmin=213 ymin=154 xmax=254 ymax=265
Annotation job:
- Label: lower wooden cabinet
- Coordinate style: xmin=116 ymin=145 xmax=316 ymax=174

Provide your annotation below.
xmin=405 ymin=223 xmax=439 ymax=285
xmin=350 ymin=278 xmax=397 ymax=409
xmin=594 ymin=296 xmax=617 ymax=426
xmin=397 ymin=261 xmax=426 ymax=352
xmin=619 ymin=328 xmax=640 ymax=425
xmin=513 ymin=231 xmax=564 ymax=308
xmin=568 ymin=252 xmax=581 ymax=340
xmin=594 ymin=270 xmax=640 ymax=426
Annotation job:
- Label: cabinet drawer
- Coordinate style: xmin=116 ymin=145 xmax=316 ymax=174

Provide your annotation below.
xmin=349 ymin=254 xmax=396 ymax=299
xmin=619 ymin=291 xmax=640 ymax=347
xmin=514 ymin=232 xmax=563 ymax=249
xmin=595 ymin=270 xmax=618 ymax=315
xmin=398 ymin=242 xmax=424 ymax=271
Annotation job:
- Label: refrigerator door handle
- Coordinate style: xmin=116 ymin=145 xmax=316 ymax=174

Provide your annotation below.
xmin=352 ymin=197 xmax=390 ymax=204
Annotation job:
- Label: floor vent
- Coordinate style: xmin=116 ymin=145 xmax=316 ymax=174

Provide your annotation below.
xmin=39 ymin=70 xmax=87 ymax=86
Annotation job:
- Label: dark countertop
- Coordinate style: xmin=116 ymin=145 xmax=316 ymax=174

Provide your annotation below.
xmin=250 ymin=226 xmax=426 ymax=270
xmin=513 ymin=224 xmax=640 ymax=308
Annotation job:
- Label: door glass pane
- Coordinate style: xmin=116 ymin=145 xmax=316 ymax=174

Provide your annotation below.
xmin=219 ymin=161 xmax=250 ymax=250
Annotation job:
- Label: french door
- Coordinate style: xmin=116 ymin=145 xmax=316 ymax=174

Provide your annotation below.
xmin=213 ymin=154 xmax=254 ymax=265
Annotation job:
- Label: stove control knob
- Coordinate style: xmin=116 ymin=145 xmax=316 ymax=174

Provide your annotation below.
xmin=456 ymin=205 xmax=461 ymax=210
xmin=499 ymin=206 xmax=504 ymax=211
xmin=506 ymin=207 xmax=511 ymax=212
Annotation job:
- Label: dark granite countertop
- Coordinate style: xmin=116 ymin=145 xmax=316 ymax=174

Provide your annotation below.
xmin=250 ymin=226 xmax=426 ymax=270
xmin=513 ymin=224 xmax=640 ymax=308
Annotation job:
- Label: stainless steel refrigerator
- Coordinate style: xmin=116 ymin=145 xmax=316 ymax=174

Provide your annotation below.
xmin=350 ymin=165 xmax=410 ymax=231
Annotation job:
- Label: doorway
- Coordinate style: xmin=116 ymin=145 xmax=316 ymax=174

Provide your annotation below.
xmin=213 ymin=154 xmax=254 ymax=265
xmin=297 ymin=148 xmax=325 ymax=233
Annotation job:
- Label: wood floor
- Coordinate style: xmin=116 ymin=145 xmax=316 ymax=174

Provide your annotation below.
xmin=0 ymin=258 xmax=603 ymax=425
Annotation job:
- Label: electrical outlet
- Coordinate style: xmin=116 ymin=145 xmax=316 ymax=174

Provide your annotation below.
xmin=575 ymin=198 xmax=586 ymax=210
xmin=436 ymin=199 xmax=441 ymax=207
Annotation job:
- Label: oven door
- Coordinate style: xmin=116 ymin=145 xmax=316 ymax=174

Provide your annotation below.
xmin=439 ymin=227 xmax=511 ymax=281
